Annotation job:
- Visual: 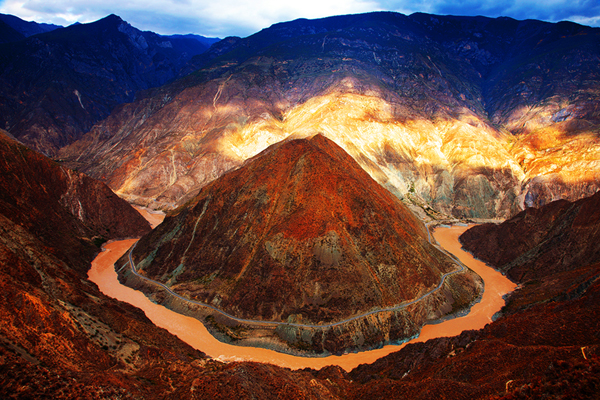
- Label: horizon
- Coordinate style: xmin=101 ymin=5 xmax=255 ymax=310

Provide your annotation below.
xmin=0 ymin=0 xmax=599 ymax=39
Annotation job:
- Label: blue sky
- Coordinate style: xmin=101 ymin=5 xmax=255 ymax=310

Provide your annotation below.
xmin=1 ymin=0 xmax=599 ymax=38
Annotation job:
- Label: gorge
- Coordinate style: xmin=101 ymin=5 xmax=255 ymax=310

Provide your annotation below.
xmin=0 ymin=10 xmax=599 ymax=399
xmin=89 ymin=219 xmax=515 ymax=371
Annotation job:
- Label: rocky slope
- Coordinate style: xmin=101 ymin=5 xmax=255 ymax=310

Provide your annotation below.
xmin=118 ymin=134 xmax=482 ymax=354
xmin=460 ymin=191 xmax=600 ymax=282
xmin=0 ymin=14 xmax=212 ymax=156
xmin=0 ymin=129 xmax=216 ymax=397
xmin=0 ymin=130 xmax=151 ymax=269
xmin=344 ymin=193 xmax=600 ymax=398
xmin=60 ymin=12 xmax=600 ymax=218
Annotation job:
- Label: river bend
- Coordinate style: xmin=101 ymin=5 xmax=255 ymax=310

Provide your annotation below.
xmin=88 ymin=224 xmax=515 ymax=371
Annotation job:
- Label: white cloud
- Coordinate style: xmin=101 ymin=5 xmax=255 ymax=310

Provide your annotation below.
xmin=0 ymin=0 xmax=380 ymax=37
xmin=0 ymin=0 xmax=598 ymax=38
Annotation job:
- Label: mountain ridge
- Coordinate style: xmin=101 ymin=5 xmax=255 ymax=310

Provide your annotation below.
xmin=60 ymin=11 xmax=600 ymax=218
xmin=0 ymin=13 xmax=216 ymax=155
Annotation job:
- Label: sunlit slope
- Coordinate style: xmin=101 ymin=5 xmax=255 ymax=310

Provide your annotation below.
xmin=62 ymin=61 xmax=525 ymax=219
xmin=60 ymin=13 xmax=600 ymax=218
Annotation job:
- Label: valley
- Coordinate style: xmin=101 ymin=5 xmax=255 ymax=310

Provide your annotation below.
xmin=0 ymin=9 xmax=599 ymax=399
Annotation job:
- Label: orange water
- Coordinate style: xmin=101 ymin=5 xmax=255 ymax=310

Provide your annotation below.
xmin=88 ymin=225 xmax=515 ymax=371
xmin=132 ymin=205 xmax=165 ymax=229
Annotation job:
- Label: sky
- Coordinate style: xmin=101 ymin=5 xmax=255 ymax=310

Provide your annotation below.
xmin=0 ymin=0 xmax=599 ymax=38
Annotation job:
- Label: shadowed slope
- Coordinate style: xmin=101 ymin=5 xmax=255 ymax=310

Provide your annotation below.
xmin=460 ymin=191 xmax=600 ymax=282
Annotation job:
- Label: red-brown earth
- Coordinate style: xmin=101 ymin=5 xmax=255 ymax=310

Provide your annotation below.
xmin=119 ymin=134 xmax=482 ymax=354
xmin=460 ymin=191 xmax=600 ymax=282
xmin=1 ymin=134 xmax=599 ymax=398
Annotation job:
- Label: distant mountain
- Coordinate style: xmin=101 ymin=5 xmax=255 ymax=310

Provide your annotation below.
xmin=0 ymin=14 xmax=213 ymax=156
xmin=165 ymin=33 xmax=220 ymax=48
xmin=0 ymin=19 xmax=25 ymax=43
xmin=60 ymin=12 xmax=600 ymax=218
xmin=119 ymin=134 xmax=482 ymax=354
xmin=0 ymin=13 xmax=61 ymax=38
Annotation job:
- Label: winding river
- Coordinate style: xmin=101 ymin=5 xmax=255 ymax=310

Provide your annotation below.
xmin=88 ymin=212 xmax=515 ymax=372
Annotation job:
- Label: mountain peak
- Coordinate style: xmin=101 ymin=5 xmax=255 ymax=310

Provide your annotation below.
xmin=122 ymin=134 xmax=482 ymax=353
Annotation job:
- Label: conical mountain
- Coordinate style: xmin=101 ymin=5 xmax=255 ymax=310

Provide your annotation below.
xmin=122 ymin=134 xmax=481 ymax=353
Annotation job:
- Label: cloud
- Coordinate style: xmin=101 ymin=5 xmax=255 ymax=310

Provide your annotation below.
xmin=0 ymin=0 xmax=598 ymax=38
xmin=378 ymin=0 xmax=600 ymax=25
xmin=0 ymin=0 xmax=380 ymax=37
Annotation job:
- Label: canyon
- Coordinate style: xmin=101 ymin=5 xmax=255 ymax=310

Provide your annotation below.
xmin=89 ymin=219 xmax=515 ymax=371
xmin=0 ymin=10 xmax=599 ymax=399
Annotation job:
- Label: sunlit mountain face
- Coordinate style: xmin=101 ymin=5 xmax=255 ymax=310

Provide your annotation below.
xmin=60 ymin=12 xmax=600 ymax=219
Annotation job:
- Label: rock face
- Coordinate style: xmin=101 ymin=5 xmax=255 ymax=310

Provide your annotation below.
xmin=0 ymin=14 xmax=212 ymax=155
xmin=60 ymin=13 xmax=600 ymax=218
xmin=120 ymin=134 xmax=482 ymax=353
xmin=460 ymin=192 xmax=600 ymax=282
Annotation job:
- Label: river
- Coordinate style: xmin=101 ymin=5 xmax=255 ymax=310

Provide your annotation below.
xmin=88 ymin=216 xmax=515 ymax=372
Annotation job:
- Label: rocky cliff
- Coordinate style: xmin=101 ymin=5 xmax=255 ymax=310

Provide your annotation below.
xmin=118 ymin=134 xmax=482 ymax=354
xmin=0 ymin=14 xmax=212 ymax=156
xmin=60 ymin=13 xmax=600 ymax=218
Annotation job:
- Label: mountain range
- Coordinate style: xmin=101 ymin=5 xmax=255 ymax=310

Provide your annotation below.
xmin=57 ymin=12 xmax=600 ymax=219
xmin=0 ymin=14 xmax=216 ymax=156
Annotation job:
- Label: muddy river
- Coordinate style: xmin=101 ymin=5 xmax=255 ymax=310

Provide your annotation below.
xmin=88 ymin=223 xmax=515 ymax=372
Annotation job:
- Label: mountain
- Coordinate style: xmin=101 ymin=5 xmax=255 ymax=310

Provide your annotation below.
xmin=0 ymin=13 xmax=61 ymax=38
xmin=0 ymin=14 xmax=213 ymax=156
xmin=118 ymin=134 xmax=482 ymax=354
xmin=165 ymin=33 xmax=221 ymax=48
xmin=0 ymin=129 xmax=217 ymax=397
xmin=0 ymin=129 xmax=151 ymax=270
xmin=460 ymin=191 xmax=600 ymax=282
xmin=0 ymin=19 xmax=25 ymax=43
xmin=60 ymin=12 xmax=600 ymax=218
